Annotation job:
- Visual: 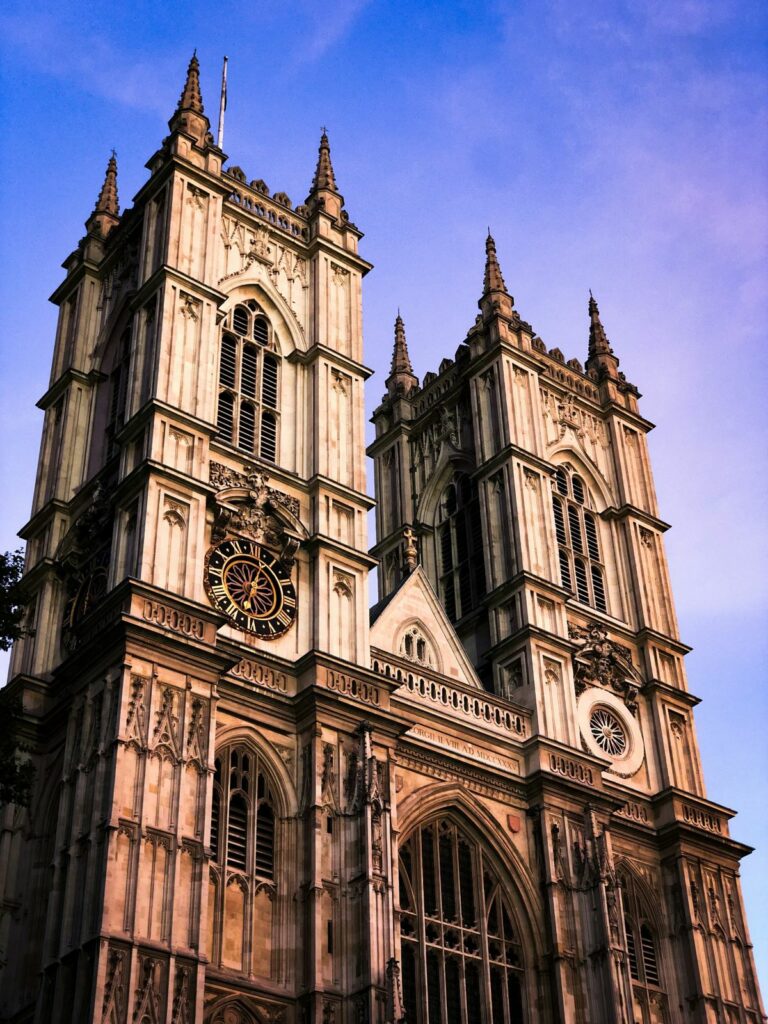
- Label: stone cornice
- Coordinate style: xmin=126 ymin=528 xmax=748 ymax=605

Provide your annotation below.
xmin=36 ymin=368 xmax=104 ymax=412
xmin=602 ymin=503 xmax=671 ymax=533
xmin=286 ymin=343 xmax=374 ymax=380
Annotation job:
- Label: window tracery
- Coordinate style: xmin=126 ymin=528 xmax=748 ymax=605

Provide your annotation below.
xmin=436 ymin=473 xmax=485 ymax=623
xmin=551 ymin=464 xmax=606 ymax=612
xmin=399 ymin=818 xmax=526 ymax=1023
xmin=621 ymin=870 xmax=665 ymax=1018
xmin=208 ymin=743 xmax=278 ymax=976
xmin=216 ymin=301 xmax=280 ymax=462
xmin=399 ymin=625 xmax=435 ymax=668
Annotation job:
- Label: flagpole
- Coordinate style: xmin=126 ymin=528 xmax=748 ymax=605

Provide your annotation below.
xmin=217 ymin=56 xmax=228 ymax=150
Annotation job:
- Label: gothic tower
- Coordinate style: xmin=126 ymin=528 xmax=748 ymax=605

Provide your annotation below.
xmin=0 ymin=57 xmax=764 ymax=1024
xmin=369 ymin=236 xmax=766 ymax=1023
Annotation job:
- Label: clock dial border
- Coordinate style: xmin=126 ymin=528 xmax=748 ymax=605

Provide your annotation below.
xmin=204 ymin=537 xmax=297 ymax=639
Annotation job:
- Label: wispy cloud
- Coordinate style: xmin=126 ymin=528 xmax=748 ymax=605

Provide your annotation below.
xmin=0 ymin=12 xmax=175 ymax=114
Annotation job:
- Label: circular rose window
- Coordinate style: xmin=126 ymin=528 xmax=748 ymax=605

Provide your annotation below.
xmin=577 ymin=687 xmax=645 ymax=777
xmin=589 ymin=707 xmax=627 ymax=756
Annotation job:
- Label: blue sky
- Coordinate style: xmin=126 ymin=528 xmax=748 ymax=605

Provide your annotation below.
xmin=1 ymin=0 xmax=766 ymax=991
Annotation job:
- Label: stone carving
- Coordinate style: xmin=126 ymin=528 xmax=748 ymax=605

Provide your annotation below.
xmin=133 ymin=954 xmax=163 ymax=1024
xmin=186 ymin=697 xmax=208 ymax=766
xmin=179 ymin=292 xmax=201 ymax=321
xmin=439 ymin=406 xmax=461 ymax=448
xmin=402 ymin=527 xmax=418 ymax=572
xmin=163 ymin=497 xmax=187 ymax=528
xmin=371 ymin=811 xmax=383 ymax=873
xmin=209 ymin=462 xmax=303 ymax=564
xmin=125 ymin=675 xmax=149 ymax=748
xmin=209 ymin=462 xmax=300 ymax=518
xmin=321 ymin=742 xmax=337 ymax=804
xmin=101 ymin=945 xmax=127 ymax=1024
xmin=386 ymin=957 xmax=406 ymax=1024
xmin=153 ymin=686 xmax=181 ymax=757
xmin=346 ymin=723 xmax=385 ymax=813
xmin=568 ymin=622 xmax=643 ymax=714
xmin=171 ymin=964 xmax=193 ymax=1024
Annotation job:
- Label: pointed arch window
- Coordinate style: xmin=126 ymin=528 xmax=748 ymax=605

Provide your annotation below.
xmin=551 ymin=466 xmax=607 ymax=613
xmin=210 ymin=746 xmax=276 ymax=880
xmin=216 ymin=302 xmax=280 ymax=461
xmin=399 ymin=818 xmax=527 ymax=1023
xmin=621 ymin=871 xmax=665 ymax=1013
xmin=436 ymin=473 xmax=486 ymax=623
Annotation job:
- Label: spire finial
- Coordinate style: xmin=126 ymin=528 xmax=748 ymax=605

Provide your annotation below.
xmin=483 ymin=231 xmax=509 ymax=298
xmin=387 ymin=311 xmax=418 ymax=398
xmin=167 ymin=52 xmax=211 ymax=147
xmin=95 ymin=151 xmax=119 ymax=216
xmin=391 ymin=311 xmax=413 ymax=376
xmin=309 ymin=127 xmax=338 ymax=194
xmin=176 ymin=51 xmax=204 ymax=116
xmin=585 ymin=291 xmax=619 ymax=376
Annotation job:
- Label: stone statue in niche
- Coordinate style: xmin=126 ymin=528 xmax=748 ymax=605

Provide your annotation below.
xmin=568 ymin=621 xmax=644 ymax=714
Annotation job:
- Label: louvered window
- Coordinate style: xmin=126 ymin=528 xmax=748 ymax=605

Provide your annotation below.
xmin=241 ymin=344 xmax=258 ymax=398
xmin=621 ymin=873 xmax=665 ymax=1002
xmin=626 ymin=914 xmax=639 ymax=979
xmin=260 ymin=412 xmax=277 ymax=462
xmin=227 ymin=794 xmax=248 ymax=869
xmin=552 ymin=464 xmax=607 ymax=613
xmin=399 ymin=818 xmax=527 ymax=1023
xmin=436 ymin=473 xmax=485 ymax=624
xmin=239 ymin=402 xmax=256 ymax=453
xmin=208 ymin=746 xmax=278 ymax=877
xmin=216 ymin=302 xmax=280 ymax=459
xmin=210 ymin=786 xmax=221 ymax=861
xmin=262 ymin=356 xmax=278 ymax=408
xmin=640 ymin=924 xmax=659 ymax=985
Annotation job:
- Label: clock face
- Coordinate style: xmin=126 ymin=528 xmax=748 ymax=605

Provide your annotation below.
xmin=204 ymin=537 xmax=296 ymax=639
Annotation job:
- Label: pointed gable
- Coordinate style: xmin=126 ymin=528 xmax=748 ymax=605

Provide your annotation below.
xmin=369 ymin=567 xmax=483 ymax=689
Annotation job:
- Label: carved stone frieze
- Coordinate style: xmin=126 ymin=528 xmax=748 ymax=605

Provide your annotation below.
xmin=568 ymin=621 xmax=643 ymax=713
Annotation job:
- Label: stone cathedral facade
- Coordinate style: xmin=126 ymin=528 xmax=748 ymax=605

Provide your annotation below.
xmin=0 ymin=55 xmax=764 ymax=1024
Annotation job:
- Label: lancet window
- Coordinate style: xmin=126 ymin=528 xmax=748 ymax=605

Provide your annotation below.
xmin=207 ymin=743 xmax=279 ymax=977
xmin=399 ymin=818 xmax=526 ymax=1023
xmin=551 ymin=465 xmax=606 ymax=612
xmin=216 ymin=301 xmax=280 ymax=461
xmin=621 ymin=870 xmax=665 ymax=1016
xmin=210 ymin=746 xmax=275 ymax=879
xmin=436 ymin=474 xmax=486 ymax=623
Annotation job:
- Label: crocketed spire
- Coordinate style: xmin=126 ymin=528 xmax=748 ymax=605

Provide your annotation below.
xmin=176 ymin=51 xmax=204 ymax=116
xmin=94 ymin=152 xmax=119 ymax=217
xmin=585 ymin=291 xmax=619 ymax=377
xmin=310 ymin=130 xmax=338 ymax=193
xmin=483 ymin=231 xmax=507 ymax=296
xmin=387 ymin=311 xmax=418 ymax=398
xmin=391 ymin=312 xmax=414 ymax=376
xmin=478 ymin=231 xmax=514 ymax=319
xmin=86 ymin=152 xmax=120 ymax=237
xmin=166 ymin=52 xmax=211 ymax=147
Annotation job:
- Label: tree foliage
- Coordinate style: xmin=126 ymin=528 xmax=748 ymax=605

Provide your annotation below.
xmin=0 ymin=548 xmax=26 ymax=652
xmin=0 ymin=549 xmax=35 ymax=806
xmin=0 ymin=689 xmax=35 ymax=806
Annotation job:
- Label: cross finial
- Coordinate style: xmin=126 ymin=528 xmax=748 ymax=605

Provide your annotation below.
xmin=321 ymin=124 xmax=328 ymax=135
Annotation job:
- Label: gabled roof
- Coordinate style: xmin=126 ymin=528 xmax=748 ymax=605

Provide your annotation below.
xmin=369 ymin=567 xmax=483 ymax=689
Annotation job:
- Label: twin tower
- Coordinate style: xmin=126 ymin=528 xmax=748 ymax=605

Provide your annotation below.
xmin=0 ymin=55 xmax=763 ymax=1024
